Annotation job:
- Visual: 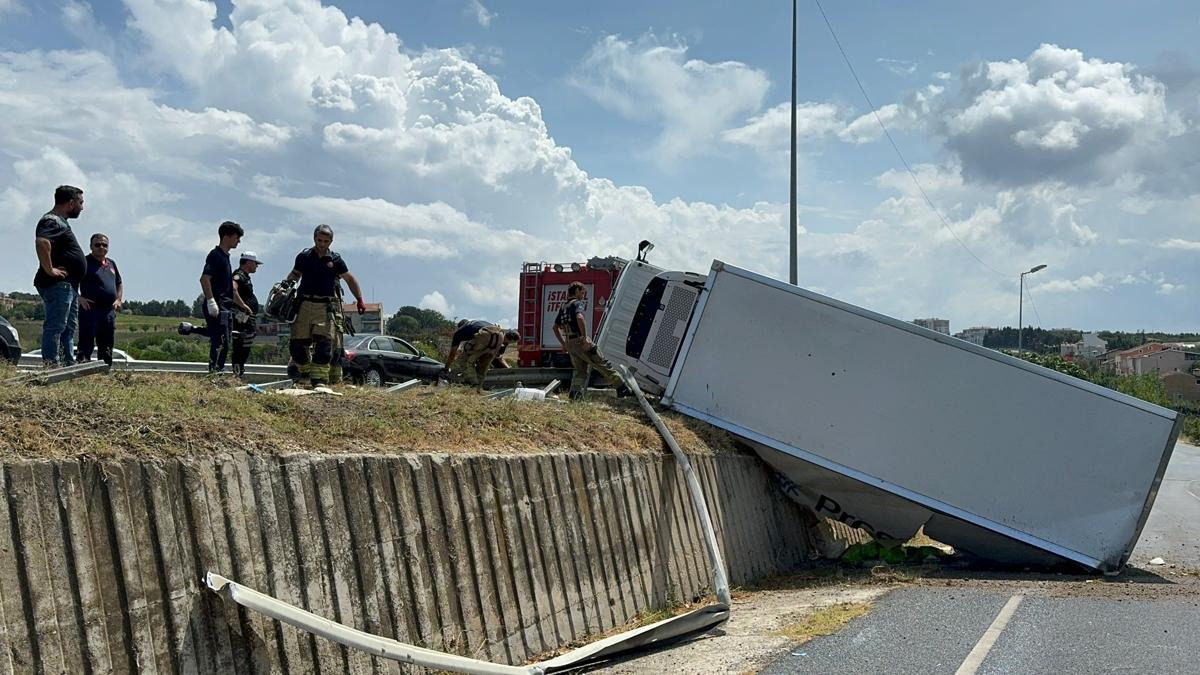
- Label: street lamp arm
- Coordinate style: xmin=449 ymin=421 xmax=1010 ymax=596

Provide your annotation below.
xmin=1017 ymin=264 xmax=1045 ymax=355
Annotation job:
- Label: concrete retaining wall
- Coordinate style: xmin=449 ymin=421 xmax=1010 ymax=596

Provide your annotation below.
xmin=0 ymin=451 xmax=816 ymax=673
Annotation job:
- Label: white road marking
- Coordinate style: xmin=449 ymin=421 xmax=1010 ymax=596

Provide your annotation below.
xmin=955 ymin=594 xmax=1024 ymax=675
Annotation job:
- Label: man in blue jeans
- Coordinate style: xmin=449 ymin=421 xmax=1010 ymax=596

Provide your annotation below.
xmin=33 ymin=185 xmax=87 ymax=367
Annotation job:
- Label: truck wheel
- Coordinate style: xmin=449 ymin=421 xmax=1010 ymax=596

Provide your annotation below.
xmin=364 ymin=367 xmax=384 ymax=387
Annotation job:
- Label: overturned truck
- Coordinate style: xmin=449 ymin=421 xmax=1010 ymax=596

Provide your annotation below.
xmin=596 ymin=259 xmax=1181 ymax=574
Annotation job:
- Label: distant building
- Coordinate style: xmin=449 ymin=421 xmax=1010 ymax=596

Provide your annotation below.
xmin=1060 ymin=332 xmax=1108 ymax=361
xmin=912 ymin=318 xmax=950 ymax=335
xmin=1135 ymin=348 xmax=1200 ymax=375
xmin=954 ymin=326 xmax=990 ymax=346
xmin=1162 ymin=371 xmax=1200 ymax=404
xmin=344 ymin=303 xmax=383 ymax=334
xmin=1113 ymin=343 xmax=1168 ymax=375
xmin=0 ymin=293 xmax=13 ymax=311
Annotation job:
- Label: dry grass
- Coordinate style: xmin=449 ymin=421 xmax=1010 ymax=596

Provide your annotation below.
xmin=0 ymin=366 xmax=741 ymax=461
xmin=770 ymin=601 xmax=872 ymax=643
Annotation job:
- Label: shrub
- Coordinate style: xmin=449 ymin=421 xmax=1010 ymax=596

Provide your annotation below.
xmin=1182 ymin=415 xmax=1200 ymax=444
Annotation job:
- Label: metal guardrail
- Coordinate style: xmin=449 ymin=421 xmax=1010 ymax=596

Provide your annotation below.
xmin=17 ymin=355 xmax=569 ymax=388
xmin=18 ymin=355 xmax=288 ymax=378
xmin=483 ymin=367 xmax=572 ymax=387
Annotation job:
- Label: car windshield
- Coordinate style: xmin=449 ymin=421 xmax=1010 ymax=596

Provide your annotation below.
xmin=345 ymin=335 xmax=373 ymax=349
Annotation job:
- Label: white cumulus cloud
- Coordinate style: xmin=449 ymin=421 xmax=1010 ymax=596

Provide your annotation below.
xmin=571 ymin=33 xmax=770 ymax=164
xmin=464 ymin=0 xmax=496 ymax=27
xmin=419 ymin=291 xmax=455 ymax=317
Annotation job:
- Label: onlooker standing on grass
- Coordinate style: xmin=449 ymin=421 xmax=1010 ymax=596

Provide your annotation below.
xmin=229 ymin=251 xmax=262 ymax=377
xmin=33 ymin=185 xmax=87 ymax=367
xmin=197 ymin=221 xmax=245 ymax=373
xmin=76 ymin=233 xmax=123 ymax=365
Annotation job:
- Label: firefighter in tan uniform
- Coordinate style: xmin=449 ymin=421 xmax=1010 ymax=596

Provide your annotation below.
xmin=280 ymin=224 xmax=365 ymax=387
xmin=443 ymin=319 xmax=519 ymax=388
xmin=553 ymin=281 xmax=630 ymax=400
xmin=327 ymin=277 xmax=351 ymax=385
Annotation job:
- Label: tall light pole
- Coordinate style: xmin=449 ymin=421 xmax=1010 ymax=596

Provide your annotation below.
xmin=788 ymin=0 xmax=798 ymax=285
xmin=1018 ymin=264 xmax=1047 ymax=354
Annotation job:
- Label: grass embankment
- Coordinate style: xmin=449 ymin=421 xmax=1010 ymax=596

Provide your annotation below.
xmin=0 ymin=366 xmax=738 ymax=461
xmin=13 ymin=316 xmax=183 ymax=352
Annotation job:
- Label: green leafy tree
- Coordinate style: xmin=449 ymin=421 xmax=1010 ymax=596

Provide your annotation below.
xmin=386 ymin=305 xmax=454 ymax=342
xmin=386 ymin=314 xmax=420 ymax=337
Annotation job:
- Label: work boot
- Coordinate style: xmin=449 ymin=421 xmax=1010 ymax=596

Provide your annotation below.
xmin=177 ymin=322 xmax=194 ymax=335
xmin=569 ymin=389 xmax=584 ymax=402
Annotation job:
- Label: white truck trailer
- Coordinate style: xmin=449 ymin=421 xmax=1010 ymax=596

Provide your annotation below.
xmin=596 ymin=259 xmax=1181 ymax=573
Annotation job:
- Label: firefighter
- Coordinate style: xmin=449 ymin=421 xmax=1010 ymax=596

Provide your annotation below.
xmin=280 ymin=224 xmax=365 ymax=387
xmin=442 ymin=319 xmax=519 ymax=388
xmin=553 ymin=281 xmax=630 ymax=400
xmin=327 ymin=275 xmax=353 ymax=385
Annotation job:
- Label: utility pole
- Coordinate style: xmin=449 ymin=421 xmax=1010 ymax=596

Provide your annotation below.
xmin=789 ymin=0 xmax=798 ymax=285
xmin=1018 ymin=264 xmax=1047 ymax=354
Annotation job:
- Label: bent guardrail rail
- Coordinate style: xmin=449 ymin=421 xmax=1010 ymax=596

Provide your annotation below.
xmin=206 ymin=365 xmax=733 ymax=673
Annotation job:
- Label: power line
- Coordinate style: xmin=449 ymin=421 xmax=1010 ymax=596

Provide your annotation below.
xmin=811 ymin=0 xmax=1007 ymax=280
xmin=1023 ymin=283 xmax=1044 ymax=328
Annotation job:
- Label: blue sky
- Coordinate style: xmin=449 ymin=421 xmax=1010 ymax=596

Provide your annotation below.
xmin=1 ymin=0 xmax=1198 ymax=332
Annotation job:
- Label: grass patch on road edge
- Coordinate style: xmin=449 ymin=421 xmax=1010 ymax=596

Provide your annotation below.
xmin=771 ymin=601 xmax=872 ymax=643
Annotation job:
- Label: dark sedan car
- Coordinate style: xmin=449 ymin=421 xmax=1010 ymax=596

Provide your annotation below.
xmin=0 ymin=317 xmax=21 ymax=365
xmin=341 ymin=334 xmax=444 ymax=386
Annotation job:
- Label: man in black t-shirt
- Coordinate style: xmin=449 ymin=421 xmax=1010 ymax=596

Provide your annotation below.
xmin=33 ymin=185 xmax=87 ymax=366
xmin=76 ymin=233 xmax=123 ymax=365
xmin=281 ymin=224 xmax=366 ymax=387
xmin=442 ymin=319 xmax=519 ymax=387
xmin=197 ymin=221 xmax=247 ymax=372
xmin=229 ymin=251 xmax=263 ymax=377
xmin=553 ymin=281 xmax=629 ymax=400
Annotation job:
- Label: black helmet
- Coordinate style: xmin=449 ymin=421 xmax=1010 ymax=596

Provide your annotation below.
xmin=264 ymin=282 xmax=299 ymax=323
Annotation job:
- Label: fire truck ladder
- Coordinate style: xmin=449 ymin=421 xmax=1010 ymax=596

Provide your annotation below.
xmin=521 ymin=263 xmax=542 ymax=346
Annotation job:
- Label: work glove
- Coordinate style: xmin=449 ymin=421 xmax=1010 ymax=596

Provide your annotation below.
xmin=206 ymin=298 xmax=220 ymax=318
xmin=280 ymin=279 xmax=294 ymax=289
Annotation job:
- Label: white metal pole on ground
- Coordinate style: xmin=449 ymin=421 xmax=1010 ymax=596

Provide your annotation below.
xmin=386 ymin=379 xmax=420 ymax=393
xmin=617 ymin=365 xmax=732 ymax=606
xmin=206 ymin=573 xmax=538 ymax=675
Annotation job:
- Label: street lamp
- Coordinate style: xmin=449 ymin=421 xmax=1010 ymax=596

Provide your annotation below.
xmin=1018 ymin=264 xmax=1047 ymax=354
xmin=788 ymin=0 xmax=798 ymax=285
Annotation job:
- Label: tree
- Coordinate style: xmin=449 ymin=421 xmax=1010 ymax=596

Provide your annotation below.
xmin=393 ymin=305 xmax=454 ymax=331
xmin=386 ymin=314 xmax=420 ymax=337
xmin=192 ymin=294 xmax=206 ymax=319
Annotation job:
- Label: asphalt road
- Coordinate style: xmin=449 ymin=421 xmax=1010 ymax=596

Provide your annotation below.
xmin=762 ymin=585 xmax=1198 ymax=675
xmin=1131 ymin=440 xmax=1200 ymax=568
xmin=765 ymin=441 xmax=1200 ymax=674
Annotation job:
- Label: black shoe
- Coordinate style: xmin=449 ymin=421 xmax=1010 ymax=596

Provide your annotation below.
xmin=178 ymin=322 xmax=194 ymax=335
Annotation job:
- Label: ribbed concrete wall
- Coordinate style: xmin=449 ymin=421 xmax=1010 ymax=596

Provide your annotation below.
xmin=0 ymin=451 xmax=816 ymax=673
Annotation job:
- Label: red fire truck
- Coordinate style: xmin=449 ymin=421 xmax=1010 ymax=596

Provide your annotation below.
xmin=517 ymin=256 xmax=625 ymax=367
